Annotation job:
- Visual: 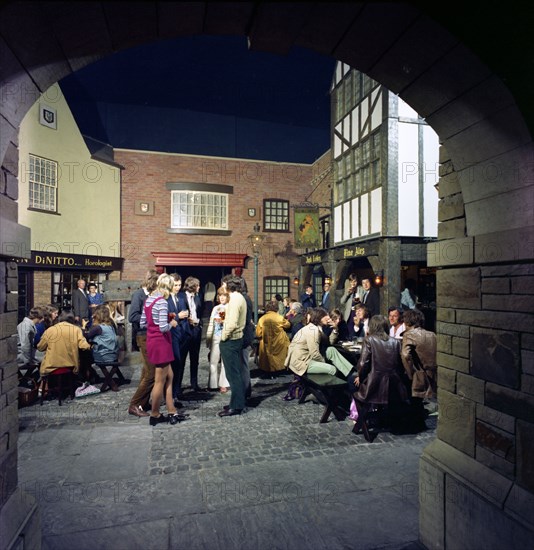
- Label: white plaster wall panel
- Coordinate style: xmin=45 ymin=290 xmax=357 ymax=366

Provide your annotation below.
xmin=351 ymin=197 xmax=360 ymax=238
xmin=334 ymin=204 xmax=342 ymax=243
xmin=343 ymin=200 xmax=351 ymax=241
xmin=351 ymin=107 xmax=359 ymax=145
xmin=371 ymin=88 xmax=382 ymax=131
xmin=343 ymin=114 xmax=350 ymax=153
xmin=361 ymin=100 xmax=369 ymax=140
xmin=335 ymin=61 xmax=343 ymax=86
xmin=361 ymin=192 xmax=369 ymax=237
xmin=398 ymin=97 xmax=419 ymax=119
xmin=423 ymin=125 xmax=439 ymax=237
xmin=334 ymin=128 xmax=342 ymax=158
xmin=398 ymin=121 xmax=419 ymax=235
xmin=371 ymin=187 xmax=382 ymax=234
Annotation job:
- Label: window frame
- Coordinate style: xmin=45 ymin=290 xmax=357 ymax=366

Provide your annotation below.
xmin=263 ymin=276 xmax=289 ymax=304
xmin=28 ymin=154 xmax=58 ymax=213
xmin=170 ymin=190 xmax=229 ymax=232
xmin=263 ymin=198 xmax=290 ymax=233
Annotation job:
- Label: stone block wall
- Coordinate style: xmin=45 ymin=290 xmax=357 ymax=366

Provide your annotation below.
xmin=420 ymin=147 xmax=534 ymax=548
xmin=0 ymin=148 xmax=41 ymax=547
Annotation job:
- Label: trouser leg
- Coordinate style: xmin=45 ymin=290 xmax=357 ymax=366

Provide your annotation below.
xmin=325 ymin=346 xmax=354 ymax=377
xmin=189 ymin=326 xmax=202 ymax=387
xmin=130 ymin=334 xmax=156 ymax=409
xmin=220 ymin=338 xmax=245 ymax=410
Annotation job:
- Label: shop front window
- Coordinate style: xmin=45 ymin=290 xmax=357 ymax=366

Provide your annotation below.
xmin=52 ymin=272 xmax=107 ymax=310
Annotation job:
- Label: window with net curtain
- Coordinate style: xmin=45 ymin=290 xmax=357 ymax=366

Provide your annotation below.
xmin=171 ymin=191 xmax=228 ymax=230
xmin=29 ymin=154 xmax=57 ymax=212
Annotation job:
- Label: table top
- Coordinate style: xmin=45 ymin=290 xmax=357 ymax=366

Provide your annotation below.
xmin=336 ymin=341 xmax=362 ymax=353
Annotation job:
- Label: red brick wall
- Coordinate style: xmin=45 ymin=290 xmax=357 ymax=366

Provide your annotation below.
xmin=115 ymin=150 xmax=315 ymax=301
xmin=308 ymin=149 xmax=333 ymax=218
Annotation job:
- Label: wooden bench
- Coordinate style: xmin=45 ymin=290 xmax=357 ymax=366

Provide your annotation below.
xmin=298 ymin=373 xmax=349 ymax=423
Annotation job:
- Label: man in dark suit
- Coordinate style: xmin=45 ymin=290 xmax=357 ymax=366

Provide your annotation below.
xmin=321 ymin=282 xmax=331 ymax=311
xmin=300 ymin=284 xmax=316 ymax=311
xmin=177 ymin=276 xmax=206 ymax=394
xmin=72 ymin=278 xmax=90 ymax=325
xmin=167 ymin=273 xmax=191 ymax=402
xmin=361 ymin=277 xmax=380 ymax=317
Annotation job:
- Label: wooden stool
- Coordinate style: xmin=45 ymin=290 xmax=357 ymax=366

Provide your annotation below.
xmin=351 ymin=397 xmax=374 ymax=442
xmin=40 ymin=367 xmax=75 ymax=406
xmin=94 ymin=361 xmax=126 ymax=392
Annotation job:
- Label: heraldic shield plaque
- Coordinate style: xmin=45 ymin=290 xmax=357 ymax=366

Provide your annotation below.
xmin=39 ymin=104 xmax=57 ymax=129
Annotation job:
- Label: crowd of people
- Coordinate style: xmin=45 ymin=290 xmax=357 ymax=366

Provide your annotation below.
xmin=256 ymin=272 xmax=437 ymax=433
xmin=17 ymin=269 xmax=436 ymax=434
xmin=16 ymin=280 xmax=123 ymax=399
xmin=127 ymin=271 xmax=255 ymax=422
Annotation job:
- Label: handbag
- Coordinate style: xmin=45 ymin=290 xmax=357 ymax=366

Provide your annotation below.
xmin=18 ymin=377 xmax=39 ymax=408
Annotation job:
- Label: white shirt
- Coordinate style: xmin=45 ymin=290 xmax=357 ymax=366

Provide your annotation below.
xmin=186 ymin=291 xmax=198 ymax=322
xmin=390 ymin=322 xmax=406 ymax=339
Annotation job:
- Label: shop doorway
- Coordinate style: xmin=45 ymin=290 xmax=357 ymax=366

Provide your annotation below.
xmin=164 ymin=265 xmax=232 ymax=318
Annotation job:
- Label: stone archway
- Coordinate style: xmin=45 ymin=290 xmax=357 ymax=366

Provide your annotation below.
xmin=1 ymin=3 xmax=533 ymax=548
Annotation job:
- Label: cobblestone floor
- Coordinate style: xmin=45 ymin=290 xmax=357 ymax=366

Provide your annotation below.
xmin=17 ymin=349 xmax=436 ymax=550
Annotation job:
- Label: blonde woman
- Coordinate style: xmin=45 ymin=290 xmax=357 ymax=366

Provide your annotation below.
xmin=140 ymin=273 xmax=187 ymax=426
xmin=206 ymin=287 xmax=230 ymax=392
xmin=86 ymin=304 xmax=119 ymax=364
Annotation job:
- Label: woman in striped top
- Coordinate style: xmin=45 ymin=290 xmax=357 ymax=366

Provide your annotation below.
xmin=140 ymin=273 xmax=187 ymax=426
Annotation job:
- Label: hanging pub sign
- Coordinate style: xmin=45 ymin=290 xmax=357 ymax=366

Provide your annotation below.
xmin=13 ymin=250 xmax=123 ymax=271
xmin=294 ymin=207 xmax=320 ymax=248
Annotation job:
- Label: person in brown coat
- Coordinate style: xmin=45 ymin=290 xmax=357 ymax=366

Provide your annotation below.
xmin=400 ymin=309 xmax=437 ymax=399
xmin=351 ymin=315 xmax=408 ymax=405
xmin=37 ymin=310 xmax=91 ymax=376
xmin=401 ymin=309 xmax=437 ymax=430
xmin=256 ymin=301 xmax=291 ymax=375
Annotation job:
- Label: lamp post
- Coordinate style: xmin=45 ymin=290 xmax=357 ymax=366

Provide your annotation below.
xmin=248 ymin=223 xmax=265 ymax=324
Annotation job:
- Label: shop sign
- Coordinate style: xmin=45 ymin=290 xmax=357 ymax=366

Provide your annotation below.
xmin=13 ymin=251 xmax=123 ymax=271
xmin=304 ymin=254 xmax=322 ymax=265
xmin=343 ymin=246 xmax=366 ymax=258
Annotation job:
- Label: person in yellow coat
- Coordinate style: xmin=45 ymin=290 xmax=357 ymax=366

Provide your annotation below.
xmin=256 ymin=301 xmax=291 ymax=375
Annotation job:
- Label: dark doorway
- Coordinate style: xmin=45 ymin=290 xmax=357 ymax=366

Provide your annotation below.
xmin=165 ymin=265 xmax=232 ymax=317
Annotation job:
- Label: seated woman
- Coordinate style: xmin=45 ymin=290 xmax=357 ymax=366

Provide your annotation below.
xmin=86 ymin=304 xmax=120 ymax=364
xmin=353 ymin=305 xmax=370 ymax=339
xmin=284 ymin=307 xmax=353 ymax=378
xmin=36 ymin=309 xmax=91 ymax=392
xmin=349 ymin=315 xmax=409 ymax=430
xmin=256 ymin=301 xmax=291 ymax=376
xmin=87 ymin=283 xmax=104 ymax=316
xmin=324 ymin=308 xmax=350 ymax=341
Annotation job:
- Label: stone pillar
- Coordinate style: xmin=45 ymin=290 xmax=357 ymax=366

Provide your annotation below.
xmin=420 ymin=147 xmax=534 ymax=548
xmin=0 ymin=148 xmax=41 ymax=548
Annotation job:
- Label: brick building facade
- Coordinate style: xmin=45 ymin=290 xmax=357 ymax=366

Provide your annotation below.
xmin=115 ymin=149 xmax=315 ymax=305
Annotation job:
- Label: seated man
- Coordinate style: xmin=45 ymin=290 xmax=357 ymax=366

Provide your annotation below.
xmin=17 ymin=307 xmax=44 ymax=371
xmin=284 ymin=307 xmax=354 ymax=378
xmin=388 ymin=306 xmax=405 ymax=339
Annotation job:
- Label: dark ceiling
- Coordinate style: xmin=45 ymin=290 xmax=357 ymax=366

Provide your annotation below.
xmin=60 ymin=35 xmax=336 ymax=163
